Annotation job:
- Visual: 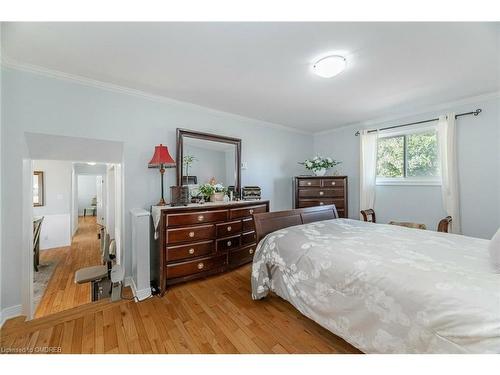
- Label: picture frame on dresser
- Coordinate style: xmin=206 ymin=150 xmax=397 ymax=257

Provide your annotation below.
xmin=293 ymin=176 xmax=348 ymax=218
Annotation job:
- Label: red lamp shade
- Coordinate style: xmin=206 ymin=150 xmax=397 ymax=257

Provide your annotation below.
xmin=148 ymin=144 xmax=175 ymax=167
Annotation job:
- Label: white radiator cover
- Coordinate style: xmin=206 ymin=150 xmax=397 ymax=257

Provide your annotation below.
xmin=130 ymin=208 xmax=152 ymax=301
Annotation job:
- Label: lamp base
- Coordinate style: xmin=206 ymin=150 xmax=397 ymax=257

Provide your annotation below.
xmin=156 ymin=198 xmax=167 ymax=206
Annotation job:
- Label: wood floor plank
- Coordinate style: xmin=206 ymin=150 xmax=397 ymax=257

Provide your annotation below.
xmin=34 ymin=216 xmax=102 ymax=319
xmin=2 ymin=224 xmax=361 ymax=354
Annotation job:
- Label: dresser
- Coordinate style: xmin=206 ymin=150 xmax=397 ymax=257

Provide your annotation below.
xmin=151 ymin=200 xmax=269 ymax=294
xmin=293 ymin=176 xmax=348 ymax=218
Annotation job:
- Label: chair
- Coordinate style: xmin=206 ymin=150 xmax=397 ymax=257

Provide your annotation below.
xmin=74 ymin=228 xmax=114 ymax=301
xmin=33 ymin=216 xmax=44 ymax=272
xmin=360 ymin=209 xmax=376 ymax=223
xmin=437 ymin=216 xmax=452 ymax=233
xmin=388 ymin=221 xmax=427 ymax=230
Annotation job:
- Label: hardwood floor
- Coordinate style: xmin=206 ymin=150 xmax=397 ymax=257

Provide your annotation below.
xmin=1 ymin=264 xmax=361 ymax=354
xmin=34 ymin=216 xmax=102 ymax=318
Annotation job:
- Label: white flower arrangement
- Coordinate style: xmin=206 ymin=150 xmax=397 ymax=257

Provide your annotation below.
xmin=299 ymin=156 xmax=341 ymax=172
xmin=213 ymin=183 xmax=226 ymax=193
xmin=198 ymin=182 xmax=227 ymax=197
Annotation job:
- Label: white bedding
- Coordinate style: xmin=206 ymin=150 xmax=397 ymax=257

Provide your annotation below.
xmin=251 ymin=219 xmax=500 ymax=353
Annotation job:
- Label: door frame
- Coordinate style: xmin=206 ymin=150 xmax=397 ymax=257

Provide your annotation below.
xmin=21 ymin=159 xmax=124 ymax=320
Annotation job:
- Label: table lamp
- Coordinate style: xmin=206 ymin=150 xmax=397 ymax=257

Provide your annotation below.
xmin=148 ymin=144 xmax=176 ymax=206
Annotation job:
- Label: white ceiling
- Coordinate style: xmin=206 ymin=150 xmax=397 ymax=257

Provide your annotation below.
xmin=3 ymin=22 xmax=499 ymax=132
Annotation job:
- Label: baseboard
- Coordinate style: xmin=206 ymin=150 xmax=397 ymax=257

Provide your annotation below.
xmin=124 ymin=276 xmax=151 ymax=302
xmin=0 ymin=304 xmax=23 ymax=327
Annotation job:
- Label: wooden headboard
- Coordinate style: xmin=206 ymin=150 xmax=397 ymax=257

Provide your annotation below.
xmin=253 ymin=205 xmax=339 ymax=243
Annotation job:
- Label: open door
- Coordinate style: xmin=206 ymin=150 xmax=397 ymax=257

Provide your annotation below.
xmin=96 ymin=175 xmax=105 ymax=226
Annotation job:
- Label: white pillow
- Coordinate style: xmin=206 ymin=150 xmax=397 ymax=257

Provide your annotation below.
xmin=489 ymin=227 xmax=500 ymax=272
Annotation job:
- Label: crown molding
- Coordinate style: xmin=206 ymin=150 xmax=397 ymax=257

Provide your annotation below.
xmin=2 ymin=58 xmax=498 ymax=137
xmin=1 ymin=58 xmax=310 ymax=135
xmin=314 ymin=90 xmax=500 ymax=136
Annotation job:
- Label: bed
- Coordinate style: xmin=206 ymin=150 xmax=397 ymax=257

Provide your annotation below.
xmin=251 ymin=205 xmax=500 ymax=354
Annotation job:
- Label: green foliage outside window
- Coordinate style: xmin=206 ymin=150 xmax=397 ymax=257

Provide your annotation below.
xmin=376 ymin=130 xmax=439 ymax=179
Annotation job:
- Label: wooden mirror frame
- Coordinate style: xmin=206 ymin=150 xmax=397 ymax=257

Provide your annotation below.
xmin=33 ymin=171 xmax=45 ymax=207
xmin=176 ymin=128 xmax=242 ymax=195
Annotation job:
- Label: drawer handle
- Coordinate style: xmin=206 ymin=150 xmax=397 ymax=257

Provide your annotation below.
xmin=307 ymin=182 xmax=311 ymax=186
xmin=319 ymin=202 xmax=324 ymax=206
xmin=197 ymin=262 xmax=204 ymax=270
xmin=319 ymin=191 xmax=324 ymax=196
xmin=227 ymin=226 xmax=232 ymax=232
xmin=188 ymin=248 xmax=195 ymax=255
xmin=249 ymin=209 xmax=254 ymax=214
xmin=189 ymin=231 xmax=195 ymax=238
xmin=227 ymin=240 xmax=232 ymax=247
xmin=331 ymin=181 xmax=336 ymax=186
xmin=249 ymin=248 xmax=254 ymax=255
xmin=197 ymin=215 xmax=204 ymax=221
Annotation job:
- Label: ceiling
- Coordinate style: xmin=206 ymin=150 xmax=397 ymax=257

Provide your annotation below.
xmin=3 ymin=22 xmax=499 ymax=132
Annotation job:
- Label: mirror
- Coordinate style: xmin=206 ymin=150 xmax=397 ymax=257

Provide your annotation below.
xmin=176 ymin=129 xmax=241 ymax=197
xmin=33 ymin=171 xmax=45 ymax=207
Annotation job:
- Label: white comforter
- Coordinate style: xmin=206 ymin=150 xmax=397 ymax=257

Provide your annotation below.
xmin=251 ymin=219 xmax=500 ymax=353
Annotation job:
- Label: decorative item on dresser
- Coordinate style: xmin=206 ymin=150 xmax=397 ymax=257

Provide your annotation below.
xmin=293 ymin=176 xmax=348 ymax=218
xmin=151 ymin=200 xmax=269 ymax=295
xmin=242 ymin=186 xmax=262 ymax=200
xmin=148 ymin=144 xmax=176 ymax=206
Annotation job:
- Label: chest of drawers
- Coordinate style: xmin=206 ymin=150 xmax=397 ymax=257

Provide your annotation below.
xmin=152 ymin=200 xmax=269 ymax=295
xmin=294 ymin=176 xmax=348 ymax=218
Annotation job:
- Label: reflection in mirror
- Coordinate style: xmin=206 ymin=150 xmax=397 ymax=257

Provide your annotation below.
xmin=177 ymin=129 xmax=241 ymax=202
xmin=182 ymin=137 xmax=236 ymax=188
xmin=33 ymin=171 xmax=44 ymax=207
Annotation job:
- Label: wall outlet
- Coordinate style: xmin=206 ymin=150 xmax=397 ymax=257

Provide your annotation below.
xmin=241 ymin=162 xmax=248 ymax=170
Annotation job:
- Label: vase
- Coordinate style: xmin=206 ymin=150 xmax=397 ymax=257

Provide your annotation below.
xmin=313 ymin=168 xmax=327 ymax=176
xmin=210 ymin=192 xmax=224 ymax=202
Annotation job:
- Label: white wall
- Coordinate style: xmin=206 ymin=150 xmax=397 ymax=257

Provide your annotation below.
xmin=32 ymin=159 xmax=72 ymax=249
xmin=1 ymin=66 xmax=313 ymax=312
xmin=77 ymin=175 xmax=97 ymax=216
xmin=314 ymin=94 xmax=500 ymax=239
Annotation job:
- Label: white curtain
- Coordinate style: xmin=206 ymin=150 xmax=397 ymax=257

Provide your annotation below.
xmin=437 ymin=113 xmax=461 ymax=234
xmin=359 ymin=130 xmax=378 ymax=218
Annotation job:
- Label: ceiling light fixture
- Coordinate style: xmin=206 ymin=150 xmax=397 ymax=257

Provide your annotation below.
xmin=312 ymin=55 xmax=347 ymax=78
xmin=87 ymin=162 xmax=97 ymax=166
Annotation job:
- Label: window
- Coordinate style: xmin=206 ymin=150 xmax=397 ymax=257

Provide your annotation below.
xmin=376 ymin=127 xmax=440 ymax=185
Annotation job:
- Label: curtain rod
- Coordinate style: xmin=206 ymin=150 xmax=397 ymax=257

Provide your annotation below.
xmin=354 ymin=108 xmax=482 ymax=136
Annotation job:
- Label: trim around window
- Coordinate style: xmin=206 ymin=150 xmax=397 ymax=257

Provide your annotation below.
xmin=376 ymin=177 xmax=441 ymax=186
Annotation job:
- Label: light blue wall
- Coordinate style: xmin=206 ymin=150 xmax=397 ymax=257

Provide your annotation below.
xmin=314 ymin=94 xmax=500 ymax=239
xmin=1 ymin=67 xmax=313 ymax=310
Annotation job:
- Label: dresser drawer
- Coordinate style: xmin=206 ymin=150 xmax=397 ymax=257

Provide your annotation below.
xmin=297 ymin=199 xmax=345 ymax=209
xmin=216 ymin=235 xmax=241 ymax=252
xmin=298 ymin=179 xmax=321 ymax=187
xmin=242 ymin=218 xmax=255 ymax=231
xmin=166 ymin=254 xmax=226 ymax=279
xmin=229 ymin=204 xmax=267 ymax=219
xmin=228 ymin=245 xmax=256 ymax=267
xmin=166 ymin=240 xmax=214 ymax=262
xmin=166 ymin=210 xmax=227 ymax=227
xmin=321 ymin=178 xmax=345 ymax=187
xmin=241 ymin=231 xmax=257 ymax=245
xmin=167 ymin=224 xmax=215 ymax=244
xmin=298 ymin=188 xmax=344 ymax=198
xmin=216 ymin=220 xmax=242 ymax=237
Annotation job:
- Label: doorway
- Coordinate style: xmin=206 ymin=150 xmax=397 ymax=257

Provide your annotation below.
xmin=22 ymin=132 xmax=125 ymax=320
xmin=30 ymin=161 xmax=121 ymax=318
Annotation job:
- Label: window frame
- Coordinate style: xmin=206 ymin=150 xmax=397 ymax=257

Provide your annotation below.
xmin=376 ymin=124 xmax=441 ymax=186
